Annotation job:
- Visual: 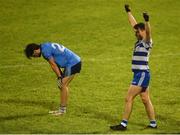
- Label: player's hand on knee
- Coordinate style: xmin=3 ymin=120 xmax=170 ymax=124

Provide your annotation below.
xmin=125 ymin=4 xmax=131 ymax=12
xmin=143 ymin=12 xmax=149 ymax=22
xmin=57 ymin=76 xmax=62 ymax=89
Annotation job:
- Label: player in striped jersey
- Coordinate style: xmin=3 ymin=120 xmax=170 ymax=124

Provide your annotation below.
xmin=110 ymin=5 xmax=157 ymax=130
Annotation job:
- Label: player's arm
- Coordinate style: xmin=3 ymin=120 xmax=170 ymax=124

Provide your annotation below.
xmin=48 ymin=57 xmax=62 ymax=78
xmin=124 ymin=4 xmax=137 ymax=28
xmin=143 ymin=12 xmax=151 ymax=42
xmin=48 ymin=57 xmax=63 ymax=88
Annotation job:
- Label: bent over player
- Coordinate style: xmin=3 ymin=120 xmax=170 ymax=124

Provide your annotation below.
xmin=110 ymin=5 xmax=157 ymax=130
xmin=24 ymin=42 xmax=81 ymax=115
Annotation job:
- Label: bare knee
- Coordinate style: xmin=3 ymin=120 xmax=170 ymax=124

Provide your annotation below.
xmin=141 ymin=96 xmax=150 ymax=104
xmin=62 ymin=83 xmax=68 ymax=89
xmin=125 ymin=96 xmax=133 ymax=103
xmin=59 ymin=81 xmax=68 ymax=90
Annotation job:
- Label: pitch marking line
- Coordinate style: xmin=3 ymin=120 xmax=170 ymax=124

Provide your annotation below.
xmin=0 ymin=53 xmax=180 ymax=69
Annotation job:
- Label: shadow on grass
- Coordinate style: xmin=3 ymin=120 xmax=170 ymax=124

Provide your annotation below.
xmin=0 ymin=98 xmax=54 ymax=109
xmin=0 ymin=98 xmax=54 ymax=121
xmin=76 ymin=106 xmax=117 ymax=123
xmin=0 ymin=113 xmax=48 ymax=121
xmin=77 ymin=107 xmax=180 ymax=133
xmin=91 ymin=111 xmax=118 ymax=123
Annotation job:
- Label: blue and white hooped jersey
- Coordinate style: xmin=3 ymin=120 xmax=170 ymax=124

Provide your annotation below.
xmin=132 ymin=39 xmax=153 ymax=72
xmin=40 ymin=42 xmax=81 ymax=68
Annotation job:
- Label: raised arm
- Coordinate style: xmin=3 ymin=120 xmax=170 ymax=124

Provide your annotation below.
xmin=124 ymin=4 xmax=137 ymax=28
xmin=143 ymin=12 xmax=151 ymax=42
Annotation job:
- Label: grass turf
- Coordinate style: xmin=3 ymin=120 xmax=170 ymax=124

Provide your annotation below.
xmin=0 ymin=0 xmax=180 ymax=133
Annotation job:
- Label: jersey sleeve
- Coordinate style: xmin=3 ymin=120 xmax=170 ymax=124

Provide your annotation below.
xmin=41 ymin=47 xmax=53 ymax=61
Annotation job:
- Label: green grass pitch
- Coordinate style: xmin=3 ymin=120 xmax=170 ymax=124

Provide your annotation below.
xmin=0 ymin=0 xmax=180 ymax=133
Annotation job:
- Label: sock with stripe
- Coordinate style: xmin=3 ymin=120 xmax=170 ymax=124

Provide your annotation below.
xmin=149 ymin=120 xmax=157 ymax=127
xmin=60 ymin=105 xmax=67 ymax=113
xmin=120 ymin=119 xmax=128 ymax=127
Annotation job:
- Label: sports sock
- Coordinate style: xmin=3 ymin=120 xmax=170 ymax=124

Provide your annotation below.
xmin=120 ymin=119 xmax=128 ymax=127
xmin=150 ymin=120 xmax=157 ymax=127
xmin=60 ymin=106 xmax=66 ymax=113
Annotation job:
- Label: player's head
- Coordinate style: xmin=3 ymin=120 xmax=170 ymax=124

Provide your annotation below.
xmin=134 ymin=23 xmax=146 ymax=40
xmin=24 ymin=43 xmax=41 ymax=59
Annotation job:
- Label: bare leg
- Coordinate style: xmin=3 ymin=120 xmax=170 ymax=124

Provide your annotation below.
xmin=122 ymin=85 xmax=142 ymax=120
xmin=140 ymin=88 xmax=155 ymax=121
xmin=110 ymin=85 xmax=143 ymax=130
xmin=49 ymin=75 xmax=75 ymax=115
xmin=60 ymin=75 xmax=75 ymax=107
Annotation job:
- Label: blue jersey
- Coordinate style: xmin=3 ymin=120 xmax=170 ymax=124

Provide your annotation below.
xmin=40 ymin=42 xmax=81 ymax=68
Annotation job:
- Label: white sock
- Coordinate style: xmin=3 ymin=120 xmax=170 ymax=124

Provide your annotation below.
xmin=60 ymin=106 xmax=66 ymax=113
xmin=120 ymin=119 xmax=128 ymax=127
xmin=150 ymin=120 xmax=157 ymax=127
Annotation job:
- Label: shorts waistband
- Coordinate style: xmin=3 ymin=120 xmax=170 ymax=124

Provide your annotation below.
xmin=132 ymin=69 xmax=150 ymax=73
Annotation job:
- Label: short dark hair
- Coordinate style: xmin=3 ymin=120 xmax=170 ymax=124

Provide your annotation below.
xmin=24 ymin=43 xmax=40 ymax=59
xmin=134 ymin=23 xmax=145 ymax=30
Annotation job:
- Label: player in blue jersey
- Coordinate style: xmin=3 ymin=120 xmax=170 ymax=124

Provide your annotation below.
xmin=110 ymin=5 xmax=157 ymax=130
xmin=24 ymin=42 xmax=81 ymax=115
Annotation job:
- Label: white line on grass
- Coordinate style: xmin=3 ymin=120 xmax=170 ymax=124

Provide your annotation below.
xmin=0 ymin=53 xmax=180 ymax=69
xmin=0 ymin=62 xmax=47 ymax=69
xmin=86 ymin=53 xmax=180 ymax=62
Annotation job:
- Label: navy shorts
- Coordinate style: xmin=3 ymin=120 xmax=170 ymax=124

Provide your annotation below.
xmin=62 ymin=62 xmax=81 ymax=77
xmin=131 ymin=71 xmax=150 ymax=90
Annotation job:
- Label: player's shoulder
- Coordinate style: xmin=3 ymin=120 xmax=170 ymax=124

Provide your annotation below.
xmin=142 ymin=38 xmax=153 ymax=48
xmin=141 ymin=38 xmax=152 ymax=44
xmin=41 ymin=42 xmax=52 ymax=49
